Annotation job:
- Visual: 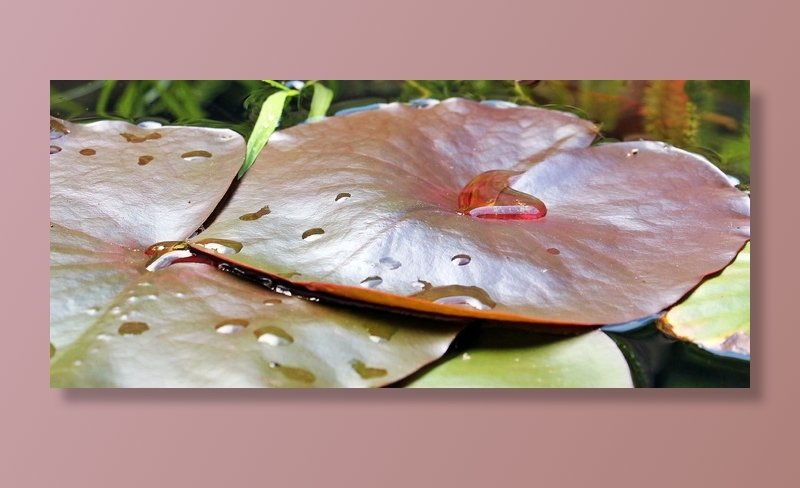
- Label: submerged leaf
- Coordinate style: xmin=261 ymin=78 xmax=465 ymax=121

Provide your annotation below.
xmin=195 ymin=98 xmax=750 ymax=326
xmin=658 ymin=242 xmax=750 ymax=358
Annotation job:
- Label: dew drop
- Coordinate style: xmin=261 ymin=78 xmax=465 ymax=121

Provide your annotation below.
xmin=360 ymin=276 xmax=383 ymax=288
xmin=626 ymin=148 xmax=639 ymax=157
xmin=79 ymin=148 xmax=96 ymax=156
xmin=335 ymin=192 xmax=351 ymax=202
xmin=457 ymin=170 xmax=546 ymax=220
xmin=379 ymin=257 xmax=401 ymax=270
xmin=194 ymin=238 xmax=243 ymax=255
xmin=254 ymin=326 xmax=294 ymax=346
xmin=239 ymin=205 xmax=270 ymax=221
xmin=215 ymin=318 xmax=249 ymax=334
xmin=50 ymin=145 xmax=62 ymax=154
xmin=274 ymin=285 xmax=293 ymax=297
xmin=86 ymin=306 xmax=100 ymax=315
xmin=268 ymin=362 xmax=315 ymax=383
xmin=137 ymin=120 xmax=163 ymax=128
xmin=546 ymin=248 xmax=561 ymax=255
xmin=462 ymin=352 xmax=471 ymax=360
xmin=263 ymin=298 xmax=282 ymax=306
xmin=50 ymin=343 xmax=55 ymax=358
xmin=351 ymin=359 xmax=388 ymax=379
xmin=110 ymin=307 xmax=122 ymax=316
xmin=138 ymin=155 xmax=154 ymax=166
xmin=451 ymin=254 xmax=471 ymax=266
xmin=302 ymin=228 xmax=325 ymax=241
xmin=120 ymin=132 xmax=162 ymax=143
xmin=118 ymin=322 xmax=149 ymax=335
xmin=181 ymin=150 xmax=212 ymax=161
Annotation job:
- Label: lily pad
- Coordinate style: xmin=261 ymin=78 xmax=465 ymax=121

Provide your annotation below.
xmin=195 ymin=98 xmax=750 ymax=326
xmin=404 ymin=327 xmax=633 ymax=388
xmin=658 ymin=242 xmax=750 ymax=358
xmin=50 ymin=117 xmax=463 ymax=387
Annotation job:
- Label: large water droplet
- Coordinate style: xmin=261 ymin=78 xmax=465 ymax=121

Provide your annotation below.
xmin=118 ymin=322 xmax=150 ymax=335
xmin=254 ymin=326 xmax=294 ymax=346
xmin=379 ymin=257 xmax=401 ymax=270
xmin=120 ymin=132 xmax=162 ymax=143
xmin=239 ymin=205 xmax=270 ymax=221
xmin=194 ymin=238 xmax=243 ymax=255
xmin=451 ymin=254 xmax=471 ymax=266
xmin=50 ymin=145 xmax=61 ymax=154
xmin=546 ymin=247 xmax=560 ymax=255
xmin=181 ymin=150 xmax=212 ymax=161
xmin=215 ymin=319 xmax=249 ymax=334
xmin=350 ymin=359 xmax=388 ymax=379
xmin=79 ymin=148 xmax=96 ymax=156
xmin=302 ymin=228 xmax=325 ymax=241
xmin=335 ymin=192 xmax=351 ymax=202
xmin=412 ymin=284 xmax=497 ymax=310
xmin=360 ymin=276 xmax=383 ymax=288
xmin=138 ymin=155 xmax=154 ymax=166
xmin=457 ymin=170 xmax=546 ymax=220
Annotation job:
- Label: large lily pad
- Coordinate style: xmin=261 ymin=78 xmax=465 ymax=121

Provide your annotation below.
xmin=194 ymin=98 xmax=750 ymax=326
xmin=404 ymin=327 xmax=633 ymax=388
xmin=658 ymin=242 xmax=750 ymax=358
xmin=50 ymin=117 xmax=463 ymax=387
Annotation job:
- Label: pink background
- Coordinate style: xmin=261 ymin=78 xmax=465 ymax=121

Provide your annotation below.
xmin=9 ymin=0 xmax=793 ymax=484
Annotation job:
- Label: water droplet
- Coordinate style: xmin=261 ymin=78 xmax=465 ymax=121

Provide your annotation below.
xmin=412 ymin=284 xmax=497 ymax=310
xmin=120 ymin=132 xmax=162 ymax=143
xmin=350 ymin=359 xmax=387 ymax=379
xmin=50 ymin=145 xmax=62 ymax=154
xmin=118 ymin=322 xmax=149 ymax=335
xmin=254 ymin=326 xmax=294 ymax=346
xmin=239 ymin=205 xmax=270 ymax=221
xmin=451 ymin=254 xmax=471 ymax=266
xmin=379 ymin=257 xmax=401 ymax=270
xmin=126 ymin=296 xmax=139 ymax=304
xmin=194 ymin=238 xmax=243 ymax=255
xmin=144 ymin=241 xmax=188 ymax=256
xmin=365 ymin=323 xmax=398 ymax=343
xmin=97 ymin=334 xmax=112 ymax=341
xmin=268 ymin=363 xmax=315 ymax=383
xmin=274 ymin=285 xmax=293 ymax=297
xmin=79 ymin=148 xmax=96 ymax=156
xmin=626 ymin=148 xmax=639 ymax=157
xmin=181 ymin=150 xmax=212 ymax=161
xmin=73 ymin=360 xmax=82 ymax=366
xmin=136 ymin=120 xmax=163 ymax=128
xmin=110 ymin=307 xmax=121 ymax=315
xmin=138 ymin=155 xmax=154 ymax=166
xmin=462 ymin=352 xmax=471 ymax=360
xmin=263 ymin=298 xmax=282 ymax=306
xmin=360 ymin=276 xmax=383 ymax=288
xmin=335 ymin=192 xmax=351 ymax=202
xmin=50 ymin=343 xmax=55 ymax=358
xmin=215 ymin=319 xmax=249 ymax=334
xmin=546 ymin=248 xmax=560 ymax=255
xmin=175 ymin=292 xmax=185 ymax=298
xmin=457 ymin=170 xmax=546 ymax=220
xmin=409 ymin=98 xmax=440 ymax=108
xmin=86 ymin=306 xmax=100 ymax=315
xmin=302 ymin=228 xmax=325 ymax=241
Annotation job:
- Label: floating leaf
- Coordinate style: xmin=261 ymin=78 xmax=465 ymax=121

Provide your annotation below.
xmin=404 ymin=327 xmax=633 ymax=388
xmin=658 ymin=242 xmax=750 ymax=358
xmin=195 ymin=99 xmax=750 ymax=326
xmin=50 ymin=117 xmax=463 ymax=387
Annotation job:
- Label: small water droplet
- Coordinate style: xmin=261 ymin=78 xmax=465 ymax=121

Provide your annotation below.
xmin=626 ymin=148 xmax=639 ymax=157
xmin=118 ymin=322 xmax=149 ymax=335
xmin=110 ymin=307 xmax=121 ymax=315
xmin=451 ymin=254 xmax=471 ymax=266
xmin=546 ymin=248 xmax=560 ymax=255
xmin=194 ymin=238 xmax=243 ymax=255
xmin=413 ymin=284 xmax=497 ymax=310
xmin=458 ymin=170 xmax=546 ymax=220
xmin=97 ymin=334 xmax=111 ymax=341
xmin=239 ymin=205 xmax=270 ymax=221
xmin=86 ymin=306 xmax=100 ymax=315
xmin=181 ymin=150 xmax=212 ymax=161
xmin=379 ymin=257 xmax=401 ymax=270
xmin=73 ymin=360 xmax=82 ymax=366
xmin=268 ymin=362 xmax=315 ymax=383
xmin=254 ymin=326 xmax=294 ymax=346
xmin=50 ymin=343 xmax=55 ymax=358
xmin=175 ymin=292 xmax=185 ymax=298
xmin=50 ymin=145 xmax=62 ymax=154
xmin=215 ymin=319 xmax=249 ymax=334
xmin=138 ymin=155 xmax=154 ymax=165
xmin=302 ymin=228 xmax=325 ymax=241
xmin=360 ymin=276 xmax=383 ymax=288
xmin=462 ymin=352 xmax=471 ymax=360
xmin=263 ymin=298 xmax=282 ymax=306
xmin=274 ymin=285 xmax=293 ymax=297
xmin=79 ymin=148 xmax=96 ymax=156
xmin=350 ymin=359 xmax=388 ymax=379
xmin=120 ymin=314 xmax=129 ymax=321
xmin=126 ymin=296 xmax=139 ymax=304
xmin=335 ymin=192 xmax=351 ymax=202
xmin=120 ymin=132 xmax=162 ymax=143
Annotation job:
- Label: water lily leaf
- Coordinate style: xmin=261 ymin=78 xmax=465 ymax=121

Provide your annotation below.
xmin=194 ymin=98 xmax=750 ymax=326
xmin=658 ymin=242 xmax=750 ymax=359
xmin=50 ymin=117 xmax=463 ymax=387
xmin=404 ymin=327 xmax=633 ymax=388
